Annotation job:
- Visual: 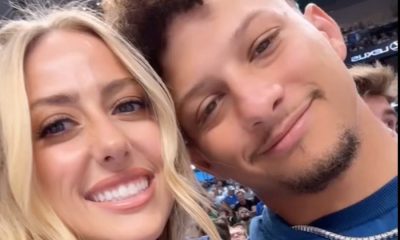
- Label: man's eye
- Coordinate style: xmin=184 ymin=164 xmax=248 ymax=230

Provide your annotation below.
xmin=198 ymin=95 xmax=223 ymax=125
xmin=112 ymin=100 xmax=146 ymax=114
xmin=250 ymin=29 xmax=279 ymax=60
xmin=253 ymin=38 xmax=272 ymax=58
xmin=40 ymin=118 xmax=76 ymax=138
xmin=385 ymin=119 xmax=396 ymax=130
xmin=205 ymin=100 xmax=218 ymax=116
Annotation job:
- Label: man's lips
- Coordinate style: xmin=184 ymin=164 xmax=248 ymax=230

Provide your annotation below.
xmin=257 ymin=96 xmax=314 ymax=156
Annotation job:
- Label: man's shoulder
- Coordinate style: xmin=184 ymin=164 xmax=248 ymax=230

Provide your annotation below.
xmin=248 ymin=204 xmax=398 ymax=240
xmin=249 ymin=212 xmax=267 ymax=239
xmin=249 ymin=214 xmax=263 ymax=228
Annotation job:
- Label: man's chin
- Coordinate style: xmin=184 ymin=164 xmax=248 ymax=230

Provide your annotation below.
xmin=279 ymin=129 xmax=360 ymax=194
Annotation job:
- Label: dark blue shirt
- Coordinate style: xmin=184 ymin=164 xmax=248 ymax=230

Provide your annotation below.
xmin=224 ymin=194 xmax=239 ymax=209
xmin=249 ymin=177 xmax=398 ymax=240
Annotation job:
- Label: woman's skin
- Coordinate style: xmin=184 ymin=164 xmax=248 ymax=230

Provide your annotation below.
xmin=26 ymin=29 xmax=174 ymax=240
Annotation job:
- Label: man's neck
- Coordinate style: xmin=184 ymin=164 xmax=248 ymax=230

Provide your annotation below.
xmin=257 ymin=106 xmax=398 ymax=225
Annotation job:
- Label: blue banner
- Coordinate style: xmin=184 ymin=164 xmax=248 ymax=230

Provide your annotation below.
xmin=194 ymin=170 xmax=215 ymax=183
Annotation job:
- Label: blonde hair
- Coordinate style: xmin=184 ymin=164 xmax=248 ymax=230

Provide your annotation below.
xmin=0 ymin=3 xmax=220 ymax=240
xmin=350 ymin=61 xmax=398 ymax=103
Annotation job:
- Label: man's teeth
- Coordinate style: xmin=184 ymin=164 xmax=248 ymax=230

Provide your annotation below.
xmin=92 ymin=178 xmax=149 ymax=202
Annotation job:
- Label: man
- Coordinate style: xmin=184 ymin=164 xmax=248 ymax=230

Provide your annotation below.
xmin=229 ymin=223 xmax=248 ymax=240
xmin=110 ymin=0 xmax=398 ymax=239
xmin=233 ymin=189 xmax=256 ymax=214
xmin=236 ymin=206 xmax=253 ymax=228
xmin=210 ymin=185 xmax=228 ymax=208
xmin=350 ymin=61 xmax=398 ymax=133
xmin=223 ymin=187 xmax=239 ymax=209
xmin=216 ymin=180 xmax=229 ymax=197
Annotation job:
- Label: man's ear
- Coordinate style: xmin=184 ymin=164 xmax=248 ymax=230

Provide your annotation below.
xmin=304 ymin=3 xmax=347 ymax=60
xmin=188 ymin=144 xmax=224 ymax=179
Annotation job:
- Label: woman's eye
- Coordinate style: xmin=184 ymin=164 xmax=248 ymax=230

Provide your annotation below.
xmin=112 ymin=100 xmax=146 ymax=114
xmin=40 ymin=118 xmax=76 ymax=138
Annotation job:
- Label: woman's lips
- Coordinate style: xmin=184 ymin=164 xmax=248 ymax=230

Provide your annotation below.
xmin=84 ymin=168 xmax=156 ymax=212
xmin=88 ymin=177 xmax=150 ymax=202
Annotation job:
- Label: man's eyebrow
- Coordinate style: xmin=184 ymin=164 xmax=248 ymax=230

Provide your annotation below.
xmin=30 ymin=93 xmax=79 ymax=110
xmin=232 ymin=10 xmax=265 ymax=40
xmin=101 ymin=77 xmax=137 ymax=100
xmin=177 ymin=80 xmax=216 ymax=113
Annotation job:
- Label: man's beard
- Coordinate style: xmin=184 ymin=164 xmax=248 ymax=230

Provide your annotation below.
xmin=280 ymin=129 xmax=360 ymax=194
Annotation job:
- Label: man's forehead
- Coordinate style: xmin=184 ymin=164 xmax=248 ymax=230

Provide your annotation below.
xmin=170 ymin=0 xmax=288 ymax=23
xmin=163 ymin=0 xmax=290 ymax=81
xmin=164 ymin=0 xmax=291 ymax=59
xmin=231 ymin=225 xmax=245 ymax=232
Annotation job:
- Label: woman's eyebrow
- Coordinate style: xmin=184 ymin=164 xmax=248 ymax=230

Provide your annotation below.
xmin=101 ymin=77 xmax=137 ymax=99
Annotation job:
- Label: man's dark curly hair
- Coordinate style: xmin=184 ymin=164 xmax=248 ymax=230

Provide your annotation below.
xmin=109 ymin=0 xmax=297 ymax=77
xmin=108 ymin=0 xmax=203 ymax=77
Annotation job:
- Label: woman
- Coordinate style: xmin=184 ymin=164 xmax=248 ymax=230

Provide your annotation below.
xmin=0 ymin=4 xmax=220 ymax=240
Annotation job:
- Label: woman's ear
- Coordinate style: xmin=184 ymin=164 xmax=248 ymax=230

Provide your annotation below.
xmin=304 ymin=3 xmax=347 ymax=60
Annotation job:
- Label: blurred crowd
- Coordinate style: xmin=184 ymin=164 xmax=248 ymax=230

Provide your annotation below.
xmin=342 ymin=19 xmax=398 ymax=53
xmin=185 ymin=179 xmax=265 ymax=240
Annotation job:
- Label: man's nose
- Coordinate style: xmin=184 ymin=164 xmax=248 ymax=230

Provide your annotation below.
xmin=234 ymin=83 xmax=284 ymax=132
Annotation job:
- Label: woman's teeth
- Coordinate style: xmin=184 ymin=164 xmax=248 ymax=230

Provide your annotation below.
xmin=91 ymin=178 xmax=149 ymax=202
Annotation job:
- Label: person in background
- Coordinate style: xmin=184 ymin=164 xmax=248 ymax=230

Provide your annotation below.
xmin=216 ymin=180 xmax=229 ymax=196
xmin=233 ymin=190 xmax=256 ymax=215
xmin=218 ymin=208 xmax=238 ymax=226
xmin=213 ymin=180 xmax=229 ymax=207
xmin=223 ymin=187 xmax=239 ymax=209
xmin=350 ymin=61 xmax=398 ymax=133
xmin=236 ymin=207 xmax=253 ymax=229
xmin=229 ymin=223 xmax=248 ymax=240
xmin=243 ymin=186 xmax=256 ymax=202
